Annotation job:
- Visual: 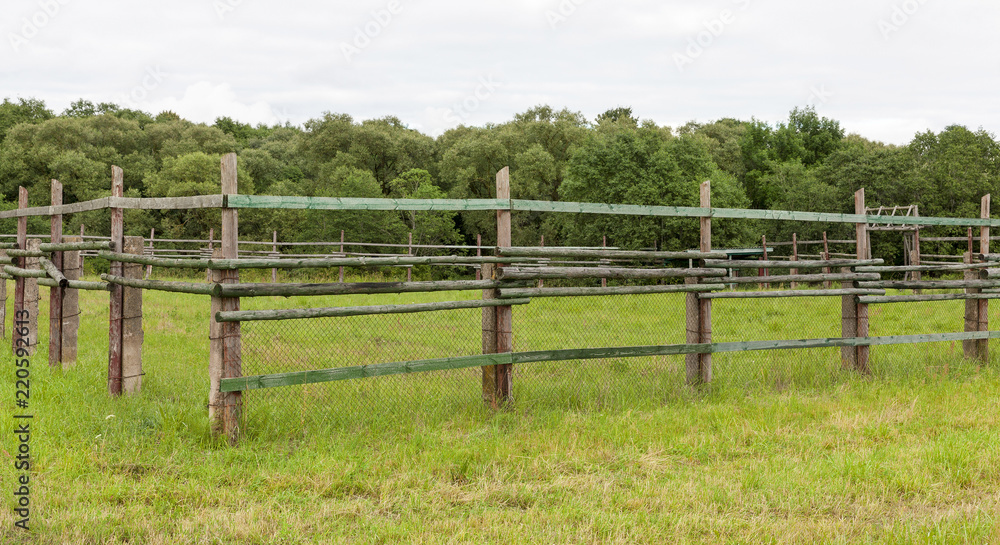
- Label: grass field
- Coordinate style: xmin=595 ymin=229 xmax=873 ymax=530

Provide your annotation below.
xmin=4 ymin=278 xmax=1000 ymax=543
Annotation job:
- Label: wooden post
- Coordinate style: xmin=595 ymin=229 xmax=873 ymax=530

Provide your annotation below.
xmin=108 ymin=166 xmax=124 ymax=395
xmin=601 ymin=235 xmax=607 ymax=288
xmin=271 ymin=231 xmax=278 ymax=283
xmin=822 ymin=232 xmax=832 ymax=289
xmin=13 ymin=187 xmax=27 ymax=355
xmin=79 ymin=224 xmax=85 ymax=272
xmin=339 ymin=230 xmax=345 ymax=283
xmin=853 ymin=189 xmax=870 ymax=372
xmin=481 ymin=262 xmax=498 ymax=408
xmin=206 ymin=228 xmax=214 ymax=282
xmin=964 ymin=251 xmax=979 ymax=359
xmin=49 ymin=179 xmax=63 ymax=368
xmin=146 ymin=228 xmax=154 ymax=279
xmin=122 ymin=236 xmax=144 ymax=394
xmin=211 ymin=153 xmax=242 ymax=444
xmin=475 ymin=234 xmax=482 ymax=281
xmin=978 ymin=195 xmax=990 ymax=361
xmin=488 ymin=167 xmax=513 ymax=406
xmin=407 ymin=231 xmax=413 ymax=282
xmin=61 ymin=236 xmax=81 ymax=368
xmin=790 ymin=233 xmax=799 ymax=289
xmin=687 ymin=181 xmax=712 ymax=384
xmin=24 ymin=239 xmax=40 ymax=356
xmin=537 ymin=235 xmax=544 ymax=288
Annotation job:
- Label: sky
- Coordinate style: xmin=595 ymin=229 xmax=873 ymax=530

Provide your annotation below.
xmin=2 ymin=0 xmax=998 ymax=144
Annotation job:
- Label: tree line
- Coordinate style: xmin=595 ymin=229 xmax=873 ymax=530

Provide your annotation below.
xmin=1 ymin=97 xmax=997 ymax=263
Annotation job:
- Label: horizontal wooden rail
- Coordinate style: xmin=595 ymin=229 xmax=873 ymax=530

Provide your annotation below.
xmin=3 ymin=265 xmax=48 ymax=278
xmin=699 ymin=288 xmax=885 ymax=299
xmin=207 ymin=255 xmax=541 ymax=270
xmin=101 ymin=274 xmax=220 ymax=295
xmin=722 ymin=273 xmax=879 ymax=284
xmin=497 ymin=266 xmax=726 ymax=280
xmin=39 ymin=258 xmax=67 ymax=288
xmin=98 ymin=251 xmax=211 ymax=269
xmin=216 ymin=279 xmax=508 ymax=298
xmin=498 ymin=284 xmax=727 ymax=299
xmin=705 ymin=259 xmax=883 ymax=269
xmin=215 ymin=298 xmax=533 ymax=322
xmin=38 ymin=241 xmax=112 ymax=252
xmin=858 ymin=263 xmax=992 ymax=273
xmin=857 ymin=280 xmax=1000 ymax=290
xmin=859 ymin=293 xmax=1000 ymax=304
xmin=226 ymin=195 xmax=509 ymax=211
xmin=497 ymin=247 xmax=727 ymax=260
xmin=7 ymin=249 xmax=45 ymax=258
xmin=219 ymin=330 xmax=1000 ymax=392
xmin=37 ymin=278 xmax=109 ymax=291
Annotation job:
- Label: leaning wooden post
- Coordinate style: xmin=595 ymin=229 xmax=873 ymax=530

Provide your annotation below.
xmin=338 ymin=230 xmax=345 ymax=282
xmin=24 ymin=239 xmax=40 ymax=356
xmin=49 ymin=179 xmax=64 ymax=368
xmin=122 ymin=236 xmax=144 ymax=394
xmin=978 ymin=195 xmax=990 ymax=362
xmin=271 ymin=230 xmax=278 ymax=283
xmin=13 ymin=187 xmax=27 ymax=354
xmin=108 ymin=166 xmax=125 ymax=395
xmin=822 ymin=232 xmax=832 ymax=289
xmin=686 ymin=181 xmax=712 ymax=384
xmin=790 ymin=233 xmax=799 ymax=289
xmin=854 ymin=189 xmax=870 ymax=372
xmin=146 ymin=228 xmax=154 ymax=279
xmin=61 ymin=236 xmax=82 ymax=368
xmin=210 ymin=153 xmax=242 ymax=443
xmin=489 ymin=167 xmax=514 ymax=406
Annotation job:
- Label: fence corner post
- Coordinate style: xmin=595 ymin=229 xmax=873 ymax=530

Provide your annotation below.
xmin=211 ymin=152 xmax=242 ymax=445
xmin=979 ymin=194 xmax=990 ymax=362
xmin=492 ymin=167 xmax=513 ymax=406
xmin=49 ymin=179 xmax=63 ymax=368
xmin=108 ymin=166 xmax=124 ymax=395
xmin=851 ymin=188 xmax=870 ymax=373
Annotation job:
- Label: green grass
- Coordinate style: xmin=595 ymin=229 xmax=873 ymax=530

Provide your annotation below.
xmin=4 ymin=278 xmax=1000 ymax=543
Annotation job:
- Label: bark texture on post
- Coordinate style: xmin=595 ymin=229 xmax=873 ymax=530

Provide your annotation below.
xmin=14 ymin=187 xmax=27 ymax=354
xmin=108 ymin=166 xmax=124 ymax=396
xmin=853 ymin=189 xmax=870 ymax=373
xmin=24 ymin=239 xmax=40 ymax=356
xmin=697 ymin=181 xmax=712 ymax=383
xmin=215 ymin=153 xmax=242 ymax=444
xmin=122 ymin=236 xmax=144 ymax=394
xmin=492 ymin=167 xmax=514 ymax=405
xmin=61 ymin=236 xmax=81 ymax=368
xmin=49 ymin=179 xmax=63 ymax=367
xmin=481 ymin=262 xmax=499 ymax=408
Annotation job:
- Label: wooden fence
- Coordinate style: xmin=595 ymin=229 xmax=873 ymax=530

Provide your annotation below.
xmin=5 ymin=156 xmax=1000 ymax=444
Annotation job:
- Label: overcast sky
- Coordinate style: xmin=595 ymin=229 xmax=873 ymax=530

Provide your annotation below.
xmin=3 ymin=0 xmax=998 ymax=144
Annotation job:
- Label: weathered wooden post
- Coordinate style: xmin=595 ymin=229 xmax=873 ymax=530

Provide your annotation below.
xmin=271 ymin=230 xmax=278 ymax=283
xmin=122 ymin=236 xmax=144 ymax=394
xmin=822 ymin=232 xmax=832 ymax=289
xmin=790 ymin=233 xmax=799 ymax=289
xmin=686 ymin=181 xmax=712 ymax=384
xmin=108 ymin=166 xmax=124 ymax=395
xmin=978 ymin=195 xmax=990 ymax=362
xmin=856 ymin=189 xmax=870 ymax=373
xmin=210 ymin=153 xmax=242 ymax=443
xmin=49 ymin=179 xmax=64 ymax=368
xmin=61 ymin=235 xmax=82 ymax=367
xmin=966 ymin=196 xmax=991 ymax=361
xmin=482 ymin=167 xmax=513 ymax=406
xmin=13 ymin=187 xmax=27 ymax=354
xmin=481 ymin=262 xmax=498 ymax=407
xmin=24 ymin=239 xmax=40 ymax=356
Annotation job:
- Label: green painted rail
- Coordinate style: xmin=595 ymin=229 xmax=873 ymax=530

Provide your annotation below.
xmin=220 ymin=331 xmax=1000 ymax=392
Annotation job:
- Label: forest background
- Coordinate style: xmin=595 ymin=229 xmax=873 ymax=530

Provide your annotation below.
xmin=2 ymin=97 xmax=997 ymax=265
